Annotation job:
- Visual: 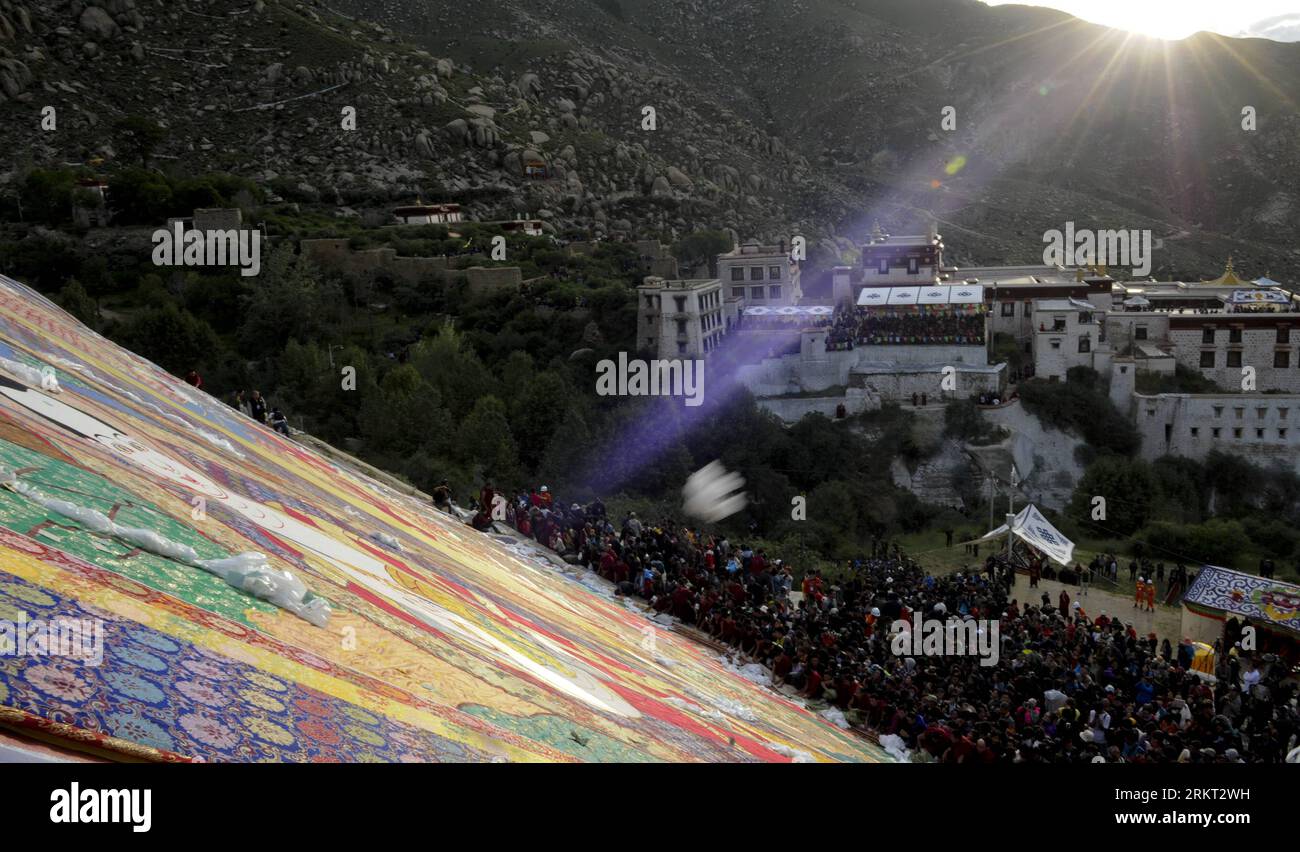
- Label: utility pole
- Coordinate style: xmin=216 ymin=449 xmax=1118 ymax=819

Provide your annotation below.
xmin=1005 ymin=463 xmax=1018 ymax=558
xmin=1008 ymin=463 xmax=1018 ymax=517
xmin=987 ymin=472 xmax=995 ymax=531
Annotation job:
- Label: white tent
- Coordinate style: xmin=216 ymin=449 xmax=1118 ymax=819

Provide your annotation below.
xmin=886 ymin=286 xmax=920 ymax=305
xmin=856 ymin=288 xmax=888 ymax=307
xmin=979 ymin=504 xmax=1074 ymax=566
xmin=917 ymin=286 xmax=951 ymax=305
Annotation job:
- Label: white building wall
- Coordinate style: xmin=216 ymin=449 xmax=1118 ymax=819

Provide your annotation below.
xmin=1168 ymin=328 xmax=1300 ymax=392
xmin=1105 ymin=313 xmax=1171 ymax=353
xmin=717 ymin=250 xmax=792 ymax=306
xmin=636 ymin=280 xmax=726 ymax=359
xmin=737 ymin=342 xmax=990 ymax=397
xmin=1134 ymin=392 xmax=1300 ymax=472
xmin=1031 ymin=306 xmax=1103 ymax=381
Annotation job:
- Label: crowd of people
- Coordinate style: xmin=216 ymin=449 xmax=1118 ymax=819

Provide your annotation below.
xmin=1023 ymin=553 xmax=1199 ymax=607
xmin=827 ymin=308 xmax=986 ymax=350
xmin=449 ymin=481 xmax=1299 ymax=763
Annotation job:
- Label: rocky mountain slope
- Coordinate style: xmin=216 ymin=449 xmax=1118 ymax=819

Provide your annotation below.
xmin=3 ymin=0 xmax=1299 ymax=279
xmin=334 ymin=0 xmax=1300 ymax=277
xmin=0 ymin=0 xmax=854 ymax=254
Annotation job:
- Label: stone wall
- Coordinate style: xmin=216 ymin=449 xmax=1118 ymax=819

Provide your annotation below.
xmin=299 ymin=238 xmax=519 ymax=292
xmin=756 ymin=389 xmax=879 ymax=423
xmin=193 ymin=207 xmax=243 ymax=231
xmin=852 ymin=364 xmax=1003 ymax=402
xmin=462 ymin=266 xmax=524 ymax=298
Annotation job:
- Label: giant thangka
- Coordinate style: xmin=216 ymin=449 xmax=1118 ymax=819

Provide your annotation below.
xmin=0 ymin=275 xmax=881 ymax=762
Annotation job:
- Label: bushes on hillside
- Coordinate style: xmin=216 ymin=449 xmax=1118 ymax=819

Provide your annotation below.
xmin=1018 ymin=366 xmax=1140 ymax=456
xmin=944 ymin=397 xmax=1005 ymax=444
xmin=1139 ymin=519 xmax=1250 ymax=567
xmin=1068 ymin=455 xmax=1159 ymax=537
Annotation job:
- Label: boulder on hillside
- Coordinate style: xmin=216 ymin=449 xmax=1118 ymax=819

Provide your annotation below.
xmin=78 ymin=7 xmax=119 ymax=40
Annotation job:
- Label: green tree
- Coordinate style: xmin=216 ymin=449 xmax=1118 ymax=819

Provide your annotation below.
xmin=536 ymin=406 xmax=593 ymax=493
xmin=56 ymin=278 xmax=99 ymax=328
xmin=108 ymin=167 xmax=173 ymax=224
xmin=673 ymin=229 xmax=734 ymax=276
xmin=510 ymin=370 xmax=571 ymax=469
xmin=1068 ymin=455 xmax=1158 ymax=537
xmin=113 ymin=115 xmax=167 ymax=167
xmin=19 ymin=168 xmax=78 ymax=224
xmin=455 ymin=396 xmax=519 ymax=482
xmin=238 ymin=247 xmax=336 ymax=355
xmin=362 ymin=365 xmax=452 ymax=457
xmin=115 ymin=302 xmax=223 ymax=376
xmin=410 ymin=323 xmax=499 ymax=421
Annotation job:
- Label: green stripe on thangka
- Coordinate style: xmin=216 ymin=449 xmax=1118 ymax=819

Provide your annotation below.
xmin=0 ymin=438 xmax=278 ymax=626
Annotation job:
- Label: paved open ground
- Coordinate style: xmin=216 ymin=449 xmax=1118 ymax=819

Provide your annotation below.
xmin=1010 ymin=573 xmax=1184 ymax=642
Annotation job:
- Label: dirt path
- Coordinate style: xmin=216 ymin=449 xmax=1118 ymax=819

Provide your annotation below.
xmin=1011 ymin=573 xmax=1184 ymax=642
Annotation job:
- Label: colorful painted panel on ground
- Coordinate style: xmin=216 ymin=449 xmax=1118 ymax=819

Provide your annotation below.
xmin=1184 ymin=565 xmax=1300 ymax=637
xmin=0 ymin=276 xmax=882 ymax=762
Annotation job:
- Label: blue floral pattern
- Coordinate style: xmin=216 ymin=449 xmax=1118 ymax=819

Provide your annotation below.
xmin=0 ymin=572 xmax=493 ymax=762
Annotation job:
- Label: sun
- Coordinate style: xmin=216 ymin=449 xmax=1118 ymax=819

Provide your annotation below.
xmin=1107 ymin=8 xmax=1200 ymax=40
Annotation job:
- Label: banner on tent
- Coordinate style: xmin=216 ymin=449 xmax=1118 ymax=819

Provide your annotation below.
xmin=980 ymin=505 xmax=1075 ymax=566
